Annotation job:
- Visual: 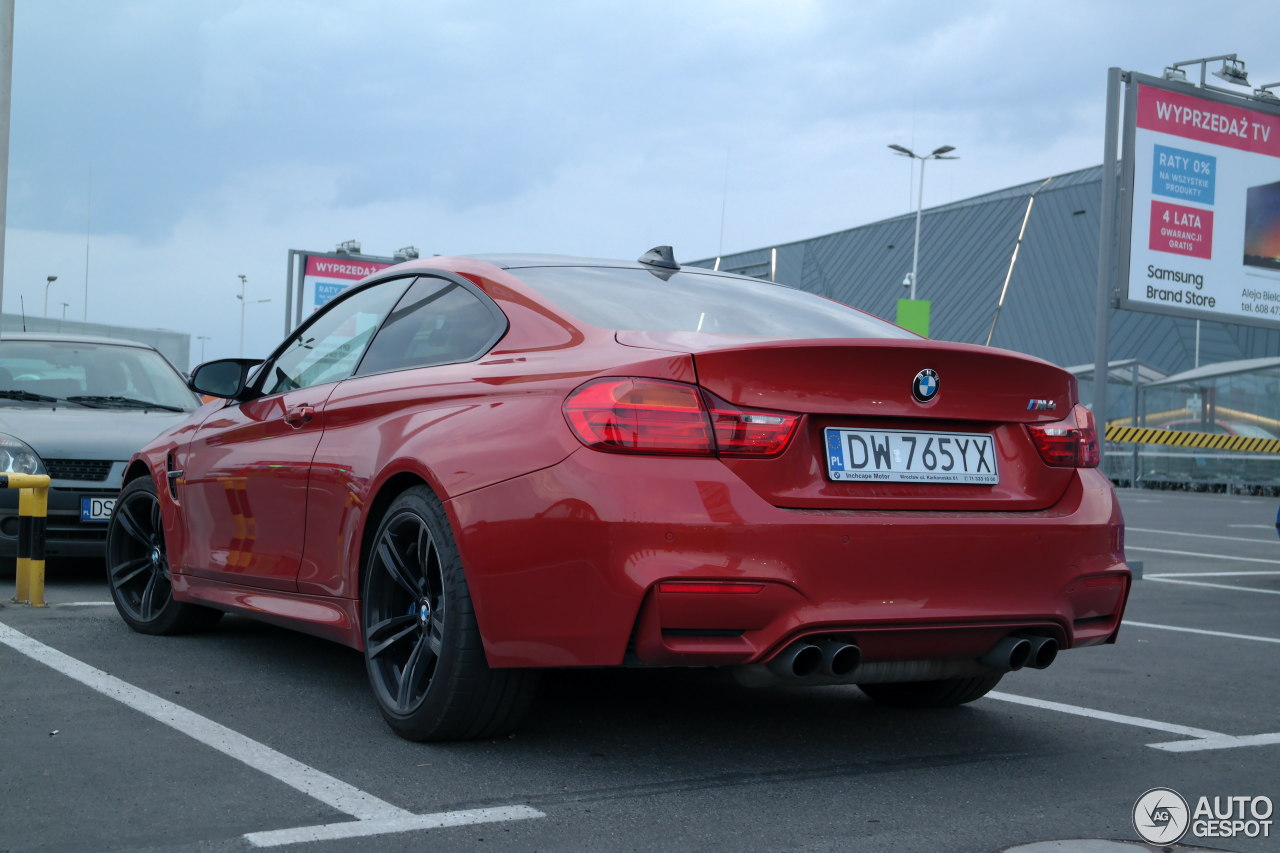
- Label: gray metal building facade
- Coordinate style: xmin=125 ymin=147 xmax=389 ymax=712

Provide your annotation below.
xmin=691 ymin=165 xmax=1280 ymax=376
xmin=0 ymin=314 xmax=192 ymax=372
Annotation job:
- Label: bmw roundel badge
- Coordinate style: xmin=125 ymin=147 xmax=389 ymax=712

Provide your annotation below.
xmin=912 ymin=368 xmax=939 ymax=403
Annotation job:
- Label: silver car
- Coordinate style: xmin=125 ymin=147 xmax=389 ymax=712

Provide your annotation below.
xmin=0 ymin=333 xmax=200 ymax=565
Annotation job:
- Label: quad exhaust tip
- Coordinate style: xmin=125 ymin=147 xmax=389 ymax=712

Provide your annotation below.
xmin=767 ymin=642 xmax=824 ymax=678
xmin=980 ymin=635 xmax=1059 ymax=672
xmin=980 ymin=636 xmax=1032 ymax=671
xmin=766 ymin=640 xmax=861 ymax=679
xmin=752 ymin=634 xmax=1054 ymax=685
xmin=815 ymin=639 xmax=862 ymax=677
xmin=1023 ymin=635 xmax=1059 ymax=669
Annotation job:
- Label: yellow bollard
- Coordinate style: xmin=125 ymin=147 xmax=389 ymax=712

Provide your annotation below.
xmin=14 ymin=487 xmax=32 ymax=603
xmin=3 ymin=473 xmax=51 ymax=608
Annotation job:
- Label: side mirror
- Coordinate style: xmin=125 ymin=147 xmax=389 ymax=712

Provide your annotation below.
xmin=189 ymin=358 xmax=263 ymax=400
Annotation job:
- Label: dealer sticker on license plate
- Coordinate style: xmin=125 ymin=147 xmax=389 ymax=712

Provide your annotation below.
xmin=81 ymin=496 xmax=115 ymax=522
xmin=824 ymin=427 xmax=999 ymax=484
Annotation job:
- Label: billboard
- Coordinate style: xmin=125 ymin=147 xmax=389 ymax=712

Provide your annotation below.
xmin=1118 ymin=73 xmax=1280 ymax=329
xmin=284 ymin=249 xmax=404 ymax=334
xmin=302 ymin=255 xmax=393 ymax=314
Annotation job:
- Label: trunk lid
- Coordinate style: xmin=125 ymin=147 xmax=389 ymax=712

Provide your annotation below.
xmin=617 ymin=333 xmax=1080 ymax=511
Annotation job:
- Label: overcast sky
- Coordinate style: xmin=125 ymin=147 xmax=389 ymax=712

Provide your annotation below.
xmin=2 ymin=0 xmax=1276 ymax=363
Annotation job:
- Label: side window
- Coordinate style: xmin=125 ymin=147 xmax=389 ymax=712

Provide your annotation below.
xmin=355 ymin=276 xmax=506 ymax=375
xmin=261 ymin=279 xmax=409 ymax=396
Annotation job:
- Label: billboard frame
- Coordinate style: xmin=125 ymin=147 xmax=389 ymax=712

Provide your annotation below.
xmin=1114 ymin=70 xmax=1280 ymax=330
xmin=284 ymin=248 xmax=406 ymax=336
xmin=1094 ymin=64 xmax=1280 ymax=447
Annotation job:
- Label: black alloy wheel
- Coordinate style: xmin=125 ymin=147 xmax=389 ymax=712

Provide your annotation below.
xmin=362 ymin=486 xmax=536 ymax=742
xmin=364 ymin=502 xmax=447 ymax=715
xmin=106 ymin=477 xmax=221 ymax=634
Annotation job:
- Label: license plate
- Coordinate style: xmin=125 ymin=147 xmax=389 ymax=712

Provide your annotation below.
xmin=81 ymin=496 xmax=115 ymax=522
xmin=824 ymin=427 xmax=999 ymax=484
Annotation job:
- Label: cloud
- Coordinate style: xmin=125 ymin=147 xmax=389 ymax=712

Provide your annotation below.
xmin=5 ymin=0 xmax=1278 ymax=364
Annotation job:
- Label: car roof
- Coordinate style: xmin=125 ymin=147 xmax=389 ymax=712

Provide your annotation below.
xmin=469 ymin=253 xmax=645 ymax=269
xmin=463 ymin=253 xmax=769 ymax=284
xmin=0 ymin=331 xmax=161 ymax=351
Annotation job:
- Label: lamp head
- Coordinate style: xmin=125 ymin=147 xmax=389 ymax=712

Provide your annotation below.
xmin=1212 ymin=57 xmax=1249 ymax=86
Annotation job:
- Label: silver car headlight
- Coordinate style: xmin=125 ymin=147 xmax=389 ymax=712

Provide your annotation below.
xmin=0 ymin=433 xmax=47 ymax=476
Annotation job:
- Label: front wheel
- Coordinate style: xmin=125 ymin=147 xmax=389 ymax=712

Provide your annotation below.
xmin=857 ymin=674 xmax=1003 ymax=708
xmin=362 ymin=486 xmax=537 ymax=742
xmin=106 ymin=477 xmax=222 ymax=635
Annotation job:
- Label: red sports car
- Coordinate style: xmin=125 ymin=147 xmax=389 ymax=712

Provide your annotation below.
xmin=106 ymin=247 xmax=1130 ymax=741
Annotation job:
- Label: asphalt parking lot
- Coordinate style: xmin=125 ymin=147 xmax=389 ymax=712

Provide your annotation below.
xmin=1 ymin=487 xmax=1277 ymax=853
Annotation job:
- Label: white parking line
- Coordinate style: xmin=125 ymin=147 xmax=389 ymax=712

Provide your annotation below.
xmin=1126 ymin=546 xmax=1280 ymax=565
xmin=1128 ymin=526 xmax=1276 ymax=544
xmin=1124 ymin=620 xmax=1280 ymax=644
xmin=1148 ymin=733 xmax=1280 ymax=753
xmin=0 ymin=622 xmax=545 ymax=844
xmin=988 ymin=692 xmax=1221 ymax=739
xmin=1146 ymin=577 xmax=1280 ymax=595
xmin=244 ymin=806 xmax=545 ymax=848
xmin=989 ymin=692 xmax=1280 ymax=752
xmin=1120 ymin=493 xmax=1262 ymax=507
xmin=0 ymin=622 xmax=409 ymax=820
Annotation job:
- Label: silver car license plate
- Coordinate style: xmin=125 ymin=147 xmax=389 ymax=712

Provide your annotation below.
xmin=81 ymin=496 xmax=116 ymax=522
xmin=824 ymin=427 xmax=999 ymax=484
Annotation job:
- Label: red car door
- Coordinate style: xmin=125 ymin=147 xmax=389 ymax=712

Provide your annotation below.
xmin=173 ymin=276 xmax=412 ymax=590
xmin=176 ymin=387 xmax=333 ymax=590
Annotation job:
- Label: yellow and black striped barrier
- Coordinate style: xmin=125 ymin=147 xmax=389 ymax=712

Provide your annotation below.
xmin=1105 ymin=425 xmax=1280 ymax=455
xmin=2 ymin=473 xmax=51 ymax=608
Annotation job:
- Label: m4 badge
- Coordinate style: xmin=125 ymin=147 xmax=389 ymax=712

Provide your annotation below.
xmin=1027 ymin=399 xmax=1058 ymax=411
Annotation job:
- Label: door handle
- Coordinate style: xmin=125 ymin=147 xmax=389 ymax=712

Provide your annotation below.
xmin=283 ymin=405 xmax=315 ymax=428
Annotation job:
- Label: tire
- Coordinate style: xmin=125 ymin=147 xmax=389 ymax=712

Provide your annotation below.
xmin=105 ymin=477 xmax=223 ymax=635
xmin=362 ymin=486 xmax=537 ymax=742
xmin=857 ymin=674 xmax=1003 ymax=708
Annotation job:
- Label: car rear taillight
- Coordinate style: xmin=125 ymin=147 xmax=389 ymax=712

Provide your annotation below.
xmin=563 ymin=378 xmax=799 ymax=457
xmin=1026 ymin=404 xmax=1100 ymax=468
xmin=563 ymin=378 xmax=714 ymax=455
xmin=705 ymin=393 xmax=801 ymax=456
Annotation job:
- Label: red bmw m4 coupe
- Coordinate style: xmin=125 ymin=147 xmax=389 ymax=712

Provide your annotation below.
xmin=106 ymin=247 xmax=1130 ymax=741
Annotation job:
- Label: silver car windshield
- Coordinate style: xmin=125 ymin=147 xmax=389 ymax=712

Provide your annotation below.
xmin=0 ymin=340 xmax=198 ymax=410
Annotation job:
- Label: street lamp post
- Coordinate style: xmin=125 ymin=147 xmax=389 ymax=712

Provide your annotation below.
xmin=888 ymin=144 xmax=959 ymax=300
xmin=43 ymin=275 xmax=57 ymax=316
xmin=236 ymin=274 xmax=271 ymax=357
xmin=197 ymin=335 xmax=211 ymax=362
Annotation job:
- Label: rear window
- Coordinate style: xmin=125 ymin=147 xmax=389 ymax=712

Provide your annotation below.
xmin=511 ymin=267 xmax=915 ymax=339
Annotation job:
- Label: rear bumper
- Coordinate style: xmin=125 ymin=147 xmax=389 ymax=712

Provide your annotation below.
xmin=450 ymin=449 xmax=1130 ymax=669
